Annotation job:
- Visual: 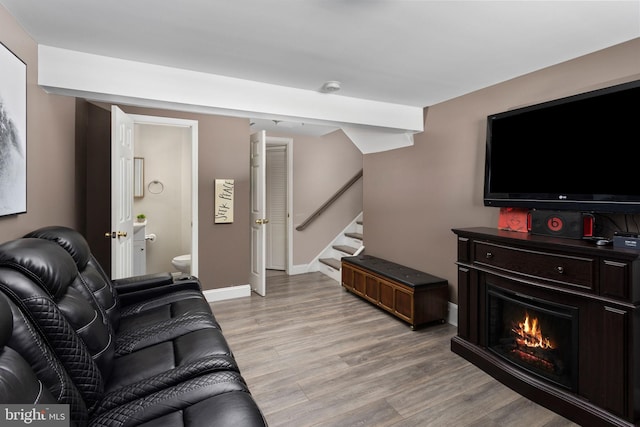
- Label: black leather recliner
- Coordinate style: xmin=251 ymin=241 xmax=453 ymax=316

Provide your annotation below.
xmin=24 ymin=226 xmax=231 ymax=363
xmin=0 ymin=231 xmax=267 ymax=426
xmin=25 ymin=226 xmax=219 ymax=332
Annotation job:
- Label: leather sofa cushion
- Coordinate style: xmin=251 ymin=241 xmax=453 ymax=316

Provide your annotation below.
xmin=107 ymin=329 xmax=236 ymax=393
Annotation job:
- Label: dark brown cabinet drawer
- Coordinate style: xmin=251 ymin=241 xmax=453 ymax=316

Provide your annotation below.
xmin=473 ymin=241 xmax=595 ymax=290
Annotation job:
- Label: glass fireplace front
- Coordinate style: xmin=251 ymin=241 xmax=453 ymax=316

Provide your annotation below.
xmin=487 ymin=286 xmax=578 ymax=392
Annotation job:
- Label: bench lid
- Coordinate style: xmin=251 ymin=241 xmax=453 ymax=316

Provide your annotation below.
xmin=342 ymin=255 xmax=446 ymax=288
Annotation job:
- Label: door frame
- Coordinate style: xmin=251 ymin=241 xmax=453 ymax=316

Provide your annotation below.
xmin=266 ymin=136 xmax=293 ymax=274
xmin=128 ymin=114 xmax=200 ymax=276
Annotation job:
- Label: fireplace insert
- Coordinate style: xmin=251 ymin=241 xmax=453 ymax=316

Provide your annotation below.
xmin=487 ymin=286 xmax=579 ymax=392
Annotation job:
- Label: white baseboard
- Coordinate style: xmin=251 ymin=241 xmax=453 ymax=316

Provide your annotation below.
xmin=448 ymin=302 xmax=458 ymax=327
xmin=203 ymin=284 xmax=251 ymax=302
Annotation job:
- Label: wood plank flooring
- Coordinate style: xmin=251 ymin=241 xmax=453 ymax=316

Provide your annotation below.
xmin=211 ymin=271 xmax=579 ymax=427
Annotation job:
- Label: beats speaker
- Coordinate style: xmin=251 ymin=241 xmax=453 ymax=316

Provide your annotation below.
xmin=528 ymin=210 xmax=594 ymax=239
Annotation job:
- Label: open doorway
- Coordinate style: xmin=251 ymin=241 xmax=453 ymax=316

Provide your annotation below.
xmin=266 ymin=145 xmax=286 ymax=271
xmin=129 ymin=115 xmax=199 ymax=277
xmin=266 ymin=137 xmax=293 ymax=274
xmin=249 ymin=134 xmax=293 ymax=296
xmin=83 ymin=104 xmax=199 ymax=278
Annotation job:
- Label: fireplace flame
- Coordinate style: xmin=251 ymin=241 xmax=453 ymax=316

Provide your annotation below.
xmin=512 ymin=313 xmax=554 ymax=349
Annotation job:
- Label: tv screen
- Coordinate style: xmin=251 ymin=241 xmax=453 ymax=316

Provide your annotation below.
xmin=484 ymin=79 xmax=640 ymax=213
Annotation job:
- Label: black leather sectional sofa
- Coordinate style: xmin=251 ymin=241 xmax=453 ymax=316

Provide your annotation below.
xmin=0 ymin=225 xmax=267 ymax=426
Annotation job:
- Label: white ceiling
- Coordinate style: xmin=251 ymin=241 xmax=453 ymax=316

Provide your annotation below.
xmin=1 ymin=1 xmax=638 ymax=134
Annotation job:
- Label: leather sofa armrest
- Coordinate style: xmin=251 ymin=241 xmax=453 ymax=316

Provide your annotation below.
xmin=112 ymin=272 xmax=175 ymax=294
xmin=117 ymin=280 xmax=203 ymax=307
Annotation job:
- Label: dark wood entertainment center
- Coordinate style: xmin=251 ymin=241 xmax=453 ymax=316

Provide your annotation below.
xmin=452 ymin=227 xmax=639 ymax=426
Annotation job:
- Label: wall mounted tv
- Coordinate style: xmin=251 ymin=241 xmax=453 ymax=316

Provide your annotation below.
xmin=484 ymin=79 xmax=640 ymax=214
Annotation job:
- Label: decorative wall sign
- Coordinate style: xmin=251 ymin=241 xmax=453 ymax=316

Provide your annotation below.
xmin=0 ymin=42 xmax=27 ymax=217
xmin=214 ymin=179 xmax=234 ymax=223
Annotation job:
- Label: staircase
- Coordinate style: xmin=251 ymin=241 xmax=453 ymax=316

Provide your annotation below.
xmin=318 ymin=214 xmax=364 ymax=283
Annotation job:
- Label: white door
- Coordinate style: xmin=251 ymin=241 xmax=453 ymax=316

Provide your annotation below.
xmin=266 ymin=146 xmax=286 ymax=270
xmin=250 ymin=131 xmax=267 ymax=296
xmin=110 ymin=106 xmax=135 ymax=279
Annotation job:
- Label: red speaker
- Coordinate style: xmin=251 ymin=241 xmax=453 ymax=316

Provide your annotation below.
xmin=528 ymin=210 xmax=594 ymax=239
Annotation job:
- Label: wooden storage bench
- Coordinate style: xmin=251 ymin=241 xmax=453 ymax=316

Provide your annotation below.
xmin=341 ymin=255 xmax=448 ymax=329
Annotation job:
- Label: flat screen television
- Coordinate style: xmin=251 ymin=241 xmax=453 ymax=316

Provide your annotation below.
xmin=483 ymin=79 xmax=640 ymax=214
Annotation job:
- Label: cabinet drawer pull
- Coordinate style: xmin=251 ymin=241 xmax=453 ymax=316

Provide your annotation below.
xmin=486 ymin=252 xmax=493 ymax=259
xmin=555 ymin=266 xmax=564 ymax=274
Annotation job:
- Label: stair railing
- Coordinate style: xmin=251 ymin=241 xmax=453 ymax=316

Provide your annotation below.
xmin=296 ymin=169 xmax=363 ymax=231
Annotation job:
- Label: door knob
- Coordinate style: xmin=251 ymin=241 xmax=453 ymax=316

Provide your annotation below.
xmin=255 ymin=219 xmax=269 ymax=225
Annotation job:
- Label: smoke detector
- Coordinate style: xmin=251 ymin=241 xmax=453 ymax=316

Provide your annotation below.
xmin=321 ymin=81 xmax=341 ymax=93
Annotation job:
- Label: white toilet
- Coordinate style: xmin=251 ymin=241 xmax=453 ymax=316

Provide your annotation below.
xmin=171 ymin=254 xmax=191 ymax=274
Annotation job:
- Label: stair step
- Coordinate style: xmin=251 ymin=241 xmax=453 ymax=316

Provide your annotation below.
xmin=345 ymin=232 xmax=363 ymax=241
xmin=319 ymin=258 xmax=342 ymax=270
xmin=333 ymin=245 xmax=358 ymax=255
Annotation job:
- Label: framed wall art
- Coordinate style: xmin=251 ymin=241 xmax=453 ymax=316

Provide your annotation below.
xmin=0 ymin=42 xmax=26 ymax=217
xmin=214 ymin=179 xmax=234 ymax=223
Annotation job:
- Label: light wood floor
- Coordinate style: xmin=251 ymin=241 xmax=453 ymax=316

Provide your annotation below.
xmin=211 ymin=271 xmax=578 ymax=427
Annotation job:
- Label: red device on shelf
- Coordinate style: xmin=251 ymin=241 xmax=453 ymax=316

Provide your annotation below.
xmin=528 ymin=210 xmax=594 ymax=239
xmin=497 ymin=207 xmax=529 ymax=233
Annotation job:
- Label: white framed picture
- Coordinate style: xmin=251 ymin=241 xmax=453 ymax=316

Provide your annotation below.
xmin=0 ymin=42 xmax=26 ymax=217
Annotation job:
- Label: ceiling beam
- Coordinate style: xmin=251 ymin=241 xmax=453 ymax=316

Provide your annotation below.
xmin=38 ymin=45 xmax=424 ymax=135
